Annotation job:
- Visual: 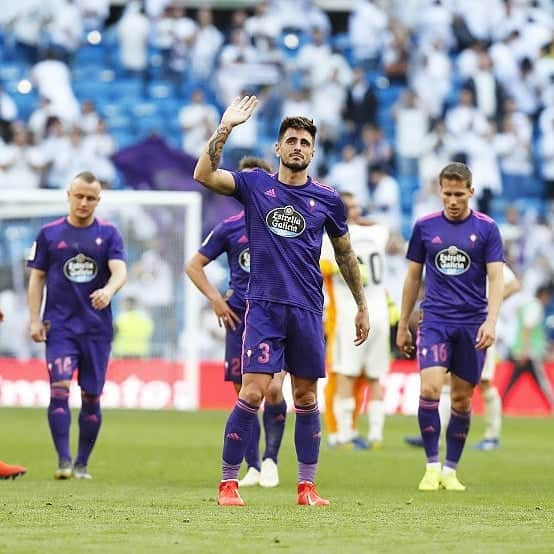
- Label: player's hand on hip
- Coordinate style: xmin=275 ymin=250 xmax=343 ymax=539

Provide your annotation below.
xmin=396 ymin=325 xmax=415 ymax=358
xmin=213 ymin=298 xmax=240 ymax=331
xmin=475 ymin=319 xmax=495 ymax=350
xmin=30 ymin=320 xmax=48 ymax=342
xmin=353 ymin=308 xmax=370 ymax=346
xmin=90 ymin=288 xmax=113 ymax=310
xmin=221 ymin=96 xmax=258 ymax=128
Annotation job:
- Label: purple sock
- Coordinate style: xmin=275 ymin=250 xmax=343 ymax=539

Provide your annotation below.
xmin=75 ymin=395 xmax=102 ymax=466
xmin=222 ymin=399 xmax=259 ymax=480
xmin=244 ymin=414 xmax=261 ymax=471
xmin=47 ymin=386 xmax=71 ymax=462
xmin=295 ymin=403 xmax=320 ymax=483
xmin=418 ymin=396 xmax=441 ymax=463
xmin=263 ymin=400 xmax=287 ymax=462
xmin=445 ymin=408 xmax=471 ymax=470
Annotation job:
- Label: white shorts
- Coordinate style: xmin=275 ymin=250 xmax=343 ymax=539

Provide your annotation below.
xmin=331 ymin=297 xmax=390 ymax=379
xmin=481 ymin=346 xmax=496 ymax=382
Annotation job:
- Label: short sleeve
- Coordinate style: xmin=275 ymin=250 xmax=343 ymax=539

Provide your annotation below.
xmin=485 ymin=222 xmax=505 ymax=263
xmin=108 ymin=227 xmax=126 ymax=261
xmin=324 ymin=194 xmax=348 ymax=238
xmin=198 ymin=222 xmax=227 ymax=261
xmin=406 ymin=221 xmax=425 ymax=263
xmin=26 ymin=229 xmax=49 ymax=270
xmin=231 ymin=170 xmax=250 ymax=204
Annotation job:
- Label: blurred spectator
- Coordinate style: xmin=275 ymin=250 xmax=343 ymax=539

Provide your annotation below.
xmin=367 ymin=163 xmax=401 ymax=232
xmin=45 ymin=126 xmax=97 ymax=189
xmin=0 ymin=127 xmax=47 ymax=189
xmin=464 ymin=52 xmax=507 ymax=125
xmin=190 ymin=8 xmax=224 ymax=81
xmin=393 ymin=89 xmax=429 ymax=176
xmin=348 ymin=0 xmax=388 ymax=68
xmin=76 ymin=0 xmax=110 ymax=30
xmin=117 ymin=2 xmax=150 ymax=77
xmin=178 ymin=88 xmax=220 ymax=158
xmin=382 ymin=22 xmax=411 ymax=85
xmin=342 ymin=67 xmax=378 ymax=139
xmin=46 ymin=0 xmax=83 ymax=63
xmin=361 ymin=124 xmax=393 ymax=170
xmin=80 ymin=100 xmax=100 ymax=135
xmin=113 ymin=297 xmax=155 ymax=358
xmin=28 ymin=97 xmax=53 ymax=141
xmin=325 ymin=144 xmax=369 ymax=207
xmin=31 ymin=50 xmax=79 ymax=122
xmin=0 ymin=83 xmax=18 ymax=143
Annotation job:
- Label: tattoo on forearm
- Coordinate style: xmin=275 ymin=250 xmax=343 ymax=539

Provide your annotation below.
xmin=335 ymin=249 xmax=366 ymax=309
xmin=207 ymin=125 xmax=231 ymax=171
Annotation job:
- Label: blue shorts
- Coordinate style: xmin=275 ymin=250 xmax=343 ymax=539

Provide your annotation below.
xmin=46 ymin=334 xmax=112 ymax=395
xmin=242 ymin=300 xmax=325 ymax=379
xmin=224 ymin=306 xmax=245 ymax=384
xmin=416 ymin=322 xmax=486 ymax=385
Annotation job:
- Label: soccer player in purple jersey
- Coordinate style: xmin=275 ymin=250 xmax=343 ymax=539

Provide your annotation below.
xmin=27 ymin=171 xmax=127 ymax=480
xmin=396 ymin=162 xmax=504 ymax=491
xmin=186 ymin=156 xmax=288 ymax=489
xmin=0 ymin=308 xmax=27 ymax=480
xmin=193 ymin=96 xmax=370 ymax=507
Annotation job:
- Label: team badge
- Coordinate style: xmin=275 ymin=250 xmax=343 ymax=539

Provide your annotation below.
xmin=266 ymin=205 xmax=306 ymax=238
xmin=238 ymin=248 xmax=250 ymax=272
xmin=63 ymin=253 xmax=98 ymax=283
xmin=435 ymin=245 xmax=471 ymax=276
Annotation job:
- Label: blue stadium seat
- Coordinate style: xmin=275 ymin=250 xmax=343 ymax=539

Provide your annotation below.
xmin=131 ymin=101 xmax=159 ymax=117
xmin=73 ymin=80 xmax=113 ymax=101
xmin=111 ymin=79 xmax=144 ymax=100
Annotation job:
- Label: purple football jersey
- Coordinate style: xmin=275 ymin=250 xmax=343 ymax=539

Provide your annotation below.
xmin=27 ymin=217 xmax=126 ymax=337
xmin=198 ymin=210 xmax=250 ymax=310
xmin=406 ymin=210 xmax=504 ymax=324
xmin=232 ymin=169 xmax=347 ymax=314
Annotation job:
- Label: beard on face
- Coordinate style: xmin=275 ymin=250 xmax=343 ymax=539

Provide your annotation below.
xmin=281 ymin=158 xmax=310 ymax=172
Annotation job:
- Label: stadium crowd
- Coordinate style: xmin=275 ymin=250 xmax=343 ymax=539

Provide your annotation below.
xmin=0 ymin=0 xmax=553 ymax=359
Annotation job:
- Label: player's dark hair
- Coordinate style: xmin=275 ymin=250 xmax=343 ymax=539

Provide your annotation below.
xmin=439 ymin=162 xmax=472 ymax=188
xmin=73 ymin=171 xmax=99 ymax=184
xmin=278 ymin=116 xmax=317 ymax=142
xmin=238 ymin=156 xmax=272 ymax=172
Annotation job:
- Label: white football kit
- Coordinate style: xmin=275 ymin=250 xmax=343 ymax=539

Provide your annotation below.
xmin=321 ymin=223 xmax=390 ymax=378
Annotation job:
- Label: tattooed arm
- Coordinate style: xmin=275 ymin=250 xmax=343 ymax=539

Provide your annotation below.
xmin=193 ymin=96 xmax=259 ymax=195
xmin=330 ymin=232 xmax=370 ymax=345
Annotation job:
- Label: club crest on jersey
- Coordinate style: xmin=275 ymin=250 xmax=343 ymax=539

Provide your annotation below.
xmin=238 ymin=247 xmax=250 ymax=272
xmin=266 ymin=205 xmax=306 ymax=238
xmin=435 ymin=246 xmax=471 ymax=275
xmin=63 ymin=253 xmax=98 ymax=283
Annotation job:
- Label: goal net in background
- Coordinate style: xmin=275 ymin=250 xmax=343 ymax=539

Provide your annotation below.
xmin=0 ymin=189 xmax=202 ymax=410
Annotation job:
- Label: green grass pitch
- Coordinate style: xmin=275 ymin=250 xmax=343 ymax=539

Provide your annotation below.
xmin=1 ymin=408 xmax=553 ymax=554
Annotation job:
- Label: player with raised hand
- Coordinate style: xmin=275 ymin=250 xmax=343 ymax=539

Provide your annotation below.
xmin=185 ymin=156 xmax=287 ymax=489
xmin=27 ymin=171 xmax=127 ymax=480
xmin=193 ymin=96 xmax=370 ymax=507
xmin=397 ymin=162 xmax=504 ymax=492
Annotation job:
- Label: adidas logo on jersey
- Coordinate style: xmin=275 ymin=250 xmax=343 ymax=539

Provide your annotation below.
xmin=264 ymin=188 xmax=276 ymax=198
xmin=57 ymin=240 xmax=68 ymax=249
xmin=431 ymin=236 xmax=442 ymax=244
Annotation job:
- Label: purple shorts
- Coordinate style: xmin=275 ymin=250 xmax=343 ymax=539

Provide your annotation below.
xmin=224 ymin=307 xmax=245 ymax=384
xmin=241 ymin=300 xmax=325 ymax=379
xmin=46 ymin=334 xmax=112 ymax=395
xmin=416 ymin=322 xmax=486 ymax=385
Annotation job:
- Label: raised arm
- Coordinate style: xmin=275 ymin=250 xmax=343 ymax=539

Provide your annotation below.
xmin=193 ymin=96 xmax=259 ymax=195
xmin=329 ymin=232 xmax=370 ymax=345
xmin=185 ymin=253 xmax=240 ymax=330
xmin=396 ymin=260 xmax=423 ymax=357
